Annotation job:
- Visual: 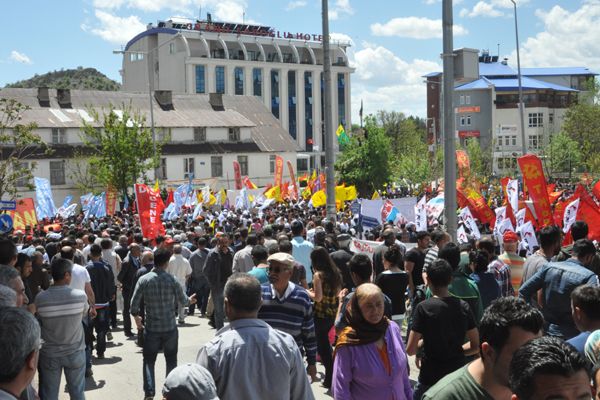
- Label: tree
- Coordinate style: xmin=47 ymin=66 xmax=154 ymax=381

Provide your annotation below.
xmin=336 ymin=116 xmax=392 ymax=195
xmin=562 ymin=79 xmax=600 ymax=172
xmin=544 ymin=131 xmax=582 ymax=180
xmin=0 ymin=99 xmax=47 ymax=200
xmin=461 ymin=138 xmax=493 ymax=184
xmin=376 ymin=110 xmax=427 ymax=154
xmin=66 ymin=148 xmax=101 ymax=194
xmin=80 ymin=104 xmax=161 ymax=197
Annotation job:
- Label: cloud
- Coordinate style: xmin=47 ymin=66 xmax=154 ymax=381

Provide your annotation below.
xmin=84 ymin=10 xmax=146 ymax=45
xmin=512 ymin=1 xmax=600 ymax=71
xmin=93 ymin=0 xmax=125 ymax=9
xmin=330 ymin=0 xmax=354 ymax=20
xmin=349 ymin=42 xmax=440 ymax=119
xmin=459 ymin=0 xmax=530 ymax=18
xmin=371 ymin=17 xmax=468 ymax=39
xmin=9 ymin=51 xmax=32 ymax=65
xmin=286 ymin=0 xmax=307 ymax=11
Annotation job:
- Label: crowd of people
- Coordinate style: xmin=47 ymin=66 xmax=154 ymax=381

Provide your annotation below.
xmin=1 ymin=201 xmax=600 ymax=400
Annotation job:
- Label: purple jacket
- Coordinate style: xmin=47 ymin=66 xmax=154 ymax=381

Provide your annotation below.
xmin=333 ymin=322 xmax=412 ymax=400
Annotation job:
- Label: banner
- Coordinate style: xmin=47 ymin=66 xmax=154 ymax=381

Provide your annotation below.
xmin=459 ymin=207 xmax=481 ymax=239
xmin=34 ymin=177 xmax=57 ymax=220
xmin=573 ymin=185 xmax=600 ymax=241
xmin=520 ymin=221 xmax=539 ymax=252
xmin=233 ymin=161 xmax=243 ymax=190
xmin=135 ymin=184 xmax=166 ymax=239
xmin=6 ymin=198 xmax=37 ymax=231
xmin=458 ymin=185 xmax=496 ymax=227
xmin=360 ymin=198 xmax=417 ymax=226
xmin=242 ymin=176 xmax=258 ymax=189
xmin=563 ymin=198 xmax=580 ymax=234
xmin=274 ymin=155 xmax=284 ymax=188
xmin=518 ymin=154 xmax=553 ymax=227
xmin=456 ymin=150 xmax=470 ymax=178
xmin=287 ymin=160 xmax=298 ymax=201
xmin=515 ymin=208 xmax=526 ymax=230
xmin=414 ymin=196 xmax=428 ymax=232
xmin=106 ymin=187 xmax=118 ymax=216
xmin=457 ymin=225 xmax=469 ymax=244
xmin=349 ymin=238 xmax=381 ymax=260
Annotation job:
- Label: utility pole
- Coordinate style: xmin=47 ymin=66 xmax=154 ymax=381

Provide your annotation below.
xmin=442 ymin=0 xmax=457 ymax=240
xmin=511 ymin=0 xmax=527 ymax=156
xmin=322 ymin=0 xmax=336 ymax=221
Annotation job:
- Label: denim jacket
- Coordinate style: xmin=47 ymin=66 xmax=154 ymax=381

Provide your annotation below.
xmin=519 ymin=259 xmax=599 ymax=339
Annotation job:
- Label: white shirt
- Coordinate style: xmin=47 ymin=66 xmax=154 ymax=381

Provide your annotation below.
xmin=167 ymin=254 xmax=192 ymax=287
xmin=101 ymin=249 xmax=121 ymax=284
xmin=69 ymin=263 xmax=91 ymax=292
xmin=232 ymin=245 xmax=254 ymax=273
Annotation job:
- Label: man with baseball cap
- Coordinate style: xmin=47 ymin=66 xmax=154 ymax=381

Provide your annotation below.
xmin=257 ymin=252 xmax=318 ymax=383
xmin=499 ymin=231 xmax=526 ymax=293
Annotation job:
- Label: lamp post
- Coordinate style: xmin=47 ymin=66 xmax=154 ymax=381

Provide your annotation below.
xmin=322 ymin=0 xmax=336 ymax=221
xmin=510 ymin=0 xmax=527 ymax=156
xmin=113 ymin=34 xmax=183 ymax=180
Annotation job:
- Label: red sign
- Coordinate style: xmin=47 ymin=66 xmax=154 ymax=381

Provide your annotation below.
xmin=134 ymin=184 xmax=165 ymax=240
xmin=6 ymin=198 xmax=37 ymax=232
xmin=457 ymin=106 xmax=481 ymax=113
xmin=287 ymin=160 xmax=298 ymax=201
xmin=106 ymin=187 xmax=118 ymax=216
xmin=459 ymin=130 xmax=480 ymax=138
xmin=518 ymin=154 xmax=553 ymax=227
xmin=233 ymin=161 xmax=243 ymax=190
xmin=274 ymin=155 xmax=284 ymax=188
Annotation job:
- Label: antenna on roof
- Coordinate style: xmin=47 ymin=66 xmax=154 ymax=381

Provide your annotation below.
xmin=199 ymin=6 xmax=201 ymax=21
xmin=497 ymin=43 xmax=500 ymax=58
xmin=243 ymin=11 xmax=245 ymax=24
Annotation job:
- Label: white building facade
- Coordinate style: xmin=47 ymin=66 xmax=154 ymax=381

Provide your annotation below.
xmin=119 ymin=18 xmax=354 ymax=167
xmin=0 ymin=88 xmax=299 ymax=205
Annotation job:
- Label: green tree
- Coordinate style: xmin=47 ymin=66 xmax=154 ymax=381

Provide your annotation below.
xmin=0 ymin=99 xmax=47 ymax=200
xmin=336 ymin=116 xmax=392 ymax=195
xmin=461 ymin=138 xmax=493 ymax=184
xmin=562 ymin=79 xmax=600 ymax=172
xmin=544 ymin=131 xmax=582 ymax=180
xmin=80 ymin=104 xmax=161 ymax=197
xmin=376 ymin=110 xmax=427 ymax=154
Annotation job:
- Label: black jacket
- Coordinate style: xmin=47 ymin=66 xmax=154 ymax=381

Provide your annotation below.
xmin=86 ymin=260 xmax=116 ymax=305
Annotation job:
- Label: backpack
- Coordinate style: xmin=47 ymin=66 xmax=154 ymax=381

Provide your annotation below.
xmin=407 ymin=284 xmax=427 ymax=332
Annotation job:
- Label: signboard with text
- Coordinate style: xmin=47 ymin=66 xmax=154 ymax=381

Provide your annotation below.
xmin=6 ymin=198 xmax=37 ymax=232
xmin=459 ymin=130 xmax=481 ymax=138
xmin=456 ymin=106 xmax=481 ymax=113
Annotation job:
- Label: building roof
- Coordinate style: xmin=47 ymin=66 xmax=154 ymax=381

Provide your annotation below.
xmin=455 ymin=76 xmax=578 ymax=92
xmin=0 ymin=88 xmax=300 ymax=153
xmin=479 ymin=62 xmax=516 ymax=77
xmin=521 ymin=67 xmax=598 ymax=76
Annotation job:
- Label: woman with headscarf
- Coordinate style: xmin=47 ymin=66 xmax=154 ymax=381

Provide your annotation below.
xmin=332 ymin=283 xmax=412 ymax=400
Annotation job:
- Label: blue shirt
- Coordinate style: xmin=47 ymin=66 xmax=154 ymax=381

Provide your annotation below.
xmin=567 ymin=331 xmax=591 ymax=354
xmin=519 ymin=259 xmax=599 ymax=339
xmin=248 ymin=266 xmax=269 ymax=284
xmin=470 ymin=272 xmax=501 ymax=310
xmin=291 ymin=236 xmax=314 ymax=283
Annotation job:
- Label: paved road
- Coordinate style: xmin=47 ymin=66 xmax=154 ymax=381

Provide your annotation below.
xmin=54 ymin=312 xmax=418 ymax=399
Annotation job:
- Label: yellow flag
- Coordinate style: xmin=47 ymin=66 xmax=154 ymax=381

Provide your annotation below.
xmin=219 ymin=189 xmax=227 ymax=206
xmin=335 ymin=185 xmax=347 ymax=203
xmin=301 ymin=186 xmax=312 ymax=200
xmin=209 ymin=194 xmax=217 ymax=206
xmin=372 ymin=191 xmax=380 ymax=200
xmin=265 ymin=186 xmax=281 ymax=201
xmin=153 ymin=179 xmax=160 ymax=192
xmin=345 ymin=185 xmax=358 ymax=201
xmin=311 ymin=190 xmax=327 ymax=207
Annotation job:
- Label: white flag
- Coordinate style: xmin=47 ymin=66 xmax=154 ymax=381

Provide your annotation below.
xmin=459 ymin=207 xmax=481 ymax=239
xmin=563 ymin=198 xmax=580 ymax=234
xmin=497 ymin=218 xmax=515 ymax=236
xmin=415 ymin=196 xmax=428 ymax=232
xmin=494 ymin=206 xmax=507 ymax=242
xmin=520 ymin=221 xmax=539 ymax=252
xmin=515 ymin=208 xmax=526 ymax=229
xmin=506 ymin=179 xmax=519 ymax=212
xmin=457 ymin=225 xmax=469 ymax=244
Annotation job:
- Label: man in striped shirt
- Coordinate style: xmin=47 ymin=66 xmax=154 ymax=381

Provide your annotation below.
xmin=35 ymin=258 xmax=89 ymax=400
xmin=257 ymin=252 xmax=317 ymax=383
xmin=498 ymin=231 xmax=525 ymax=293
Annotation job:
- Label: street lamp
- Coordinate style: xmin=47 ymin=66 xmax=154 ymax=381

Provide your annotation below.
xmin=113 ymin=33 xmax=183 ymax=180
xmin=510 ymin=0 xmax=527 ymax=156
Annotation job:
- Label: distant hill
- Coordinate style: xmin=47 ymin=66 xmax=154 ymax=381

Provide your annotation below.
xmin=5 ymin=67 xmax=121 ymax=91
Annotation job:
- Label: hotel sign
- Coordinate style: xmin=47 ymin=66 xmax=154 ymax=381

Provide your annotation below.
xmin=456 ymin=106 xmax=481 ymax=113
xmin=459 ymin=130 xmax=481 ymax=138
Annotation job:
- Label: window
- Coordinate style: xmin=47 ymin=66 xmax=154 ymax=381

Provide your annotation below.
xmin=184 ymin=157 xmax=195 ymax=179
xmin=271 ymin=70 xmax=280 ymax=119
xmin=466 ymin=95 xmax=471 ymax=105
xmin=528 ymin=134 xmax=542 ymax=150
xmin=211 ymin=156 xmax=223 ymax=177
xmin=234 ymin=67 xmax=244 ymax=95
xmin=528 ymin=112 xmax=544 ymax=128
xmin=157 ymin=128 xmax=171 ymax=142
xmin=253 ymin=68 xmax=263 ymax=97
xmin=511 ymin=135 xmax=517 ymax=146
xmin=297 ymin=158 xmax=308 ymax=173
xmin=215 ymin=66 xmax=225 ymax=94
xmin=130 ymin=52 xmax=144 ymax=62
xmin=52 ymin=128 xmax=66 ymax=144
xmin=157 ymin=158 xmax=167 ymax=180
xmin=466 ymin=115 xmax=472 ymax=126
xmin=15 ymin=162 xmax=29 ymax=187
xmin=337 ymin=73 xmax=346 ymax=130
xmin=460 ymin=116 xmax=466 ymax=126
xmin=289 ymin=71 xmax=297 ymax=139
xmin=50 ymin=161 xmax=65 ymax=185
xmin=304 ymin=71 xmax=313 ymax=151
xmin=194 ymin=127 xmax=206 ymax=142
xmin=549 ymin=113 xmax=554 ymax=124
xmin=237 ymin=155 xmax=248 ymax=176
xmin=270 ymin=155 xmax=276 ymax=174
xmin=228 ymin=127 xmax=240 ymax=141
xmin=460 ymin=95 xmax=465 ymax=105
xmin=195 ymin=65 xmax=206 ymax=94
xmin=497 ymin=157 xmax=517 ymax=170
xmin=169 ymin=42 xmax=176 ymax=54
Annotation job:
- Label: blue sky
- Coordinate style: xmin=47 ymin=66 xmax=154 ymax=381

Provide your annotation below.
xmin=1 ymin=0 xmax=599 ymax=119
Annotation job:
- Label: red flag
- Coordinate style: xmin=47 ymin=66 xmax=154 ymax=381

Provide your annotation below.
xmin=274 ymin=156 xmax=284 ymax=188
xmin=233 ymin=161 xmax=243 ymax=190
xmin=456 ymin=150 xmax=470 ymax=178
xmin=287 ymin=160 xmax=298 ymax=201
xmin=573 ymin=185 xmax=600 ymax=242
xmin=166 ymin=189 xmax=174 ymax=206
xmin=134 ymin=184 xmax=165 ymax=240
xmin=518 ymin=154 xmax=553 ymax=227
xmin=457 ymin=183 xmax=495 ymax=227
xmin=106 ymin=186 xmax=118 ymax=216
xmin=592 ymin=180 xmax=600 ymax=201
xmin=242 ymin=176 xmax=258 ymax=189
